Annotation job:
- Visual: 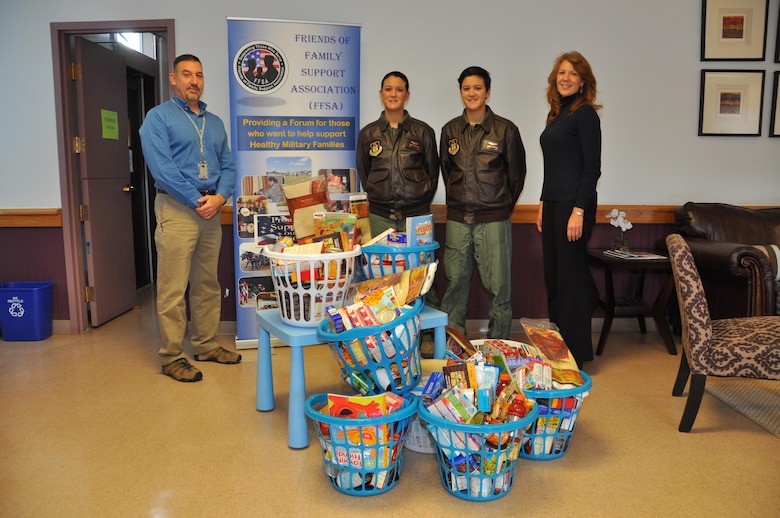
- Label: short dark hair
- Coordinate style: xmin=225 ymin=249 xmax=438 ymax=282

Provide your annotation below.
xmin=458 ymin=66 xmax=490 ymax=91
xmin=267 ymin=176 xmax=277 ymax=183
xmin=173 ymin=54 xmax=201 ymax=68
xmin=381 ymin=71 xmax=409 ymax=90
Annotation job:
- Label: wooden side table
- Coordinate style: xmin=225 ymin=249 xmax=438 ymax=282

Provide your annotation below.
xmin=588 ymin=249 xmax=677 ymax=355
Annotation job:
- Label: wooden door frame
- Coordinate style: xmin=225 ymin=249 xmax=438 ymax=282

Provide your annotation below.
xmin=50 ymin=20 xmax=175 ymax=333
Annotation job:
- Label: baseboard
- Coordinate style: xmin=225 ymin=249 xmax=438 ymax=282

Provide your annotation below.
xmin=219 ymin=320 xmax=237 ymax=336
xmin=52 ymin=320 xmax=70 ymax=334
xmin=235 ymin=336 xmax=286 ymax=350
xmin=209 ymin=321 xmax=280 ymax=350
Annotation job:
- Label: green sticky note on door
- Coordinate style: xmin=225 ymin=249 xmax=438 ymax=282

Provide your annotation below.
xmin=101 ymin=109 xmax=119 ymax=140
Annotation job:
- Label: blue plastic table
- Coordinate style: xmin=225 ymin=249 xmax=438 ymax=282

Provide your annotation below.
xmin=255 ymin=304 xmax=448 ymax=449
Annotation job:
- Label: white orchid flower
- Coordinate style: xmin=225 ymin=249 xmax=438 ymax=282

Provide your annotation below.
xmin=607 ymin=208 xmax=632 ymax=231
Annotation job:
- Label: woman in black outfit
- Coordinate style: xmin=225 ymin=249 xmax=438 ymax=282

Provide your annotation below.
xmin=537 ymin=51 xmax=602 ymax=369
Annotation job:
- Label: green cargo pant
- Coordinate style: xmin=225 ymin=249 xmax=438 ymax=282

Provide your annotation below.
xmin=440 ymin=219 xmax=512 ymax=338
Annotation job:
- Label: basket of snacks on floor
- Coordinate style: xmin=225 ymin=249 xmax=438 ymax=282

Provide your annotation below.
xmin=318 ymin=260 xmax=438 ymax=395
xmin=416 ymin=357 xmax=539 ymax=501
xmin=304 ymin=392 xmax=419 ymax=496
xmin=262 ymin=242 xmax=362 ymax=327
xmin=404 ymin=410 xmax=437 ymax=454
xmin=404 ymin=367 xmax=447 ymax=454
xmin=514 ymin=318 xmax=592 ymax=460
xmin=521 ymin=372 xmax=591 ymax=459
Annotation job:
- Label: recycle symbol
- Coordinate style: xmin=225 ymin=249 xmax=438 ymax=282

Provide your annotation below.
xmin=8 ymin=302 xmax=25 ymax=318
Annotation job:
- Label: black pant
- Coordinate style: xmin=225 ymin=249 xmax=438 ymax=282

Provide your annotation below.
xmin=541 ymin=199 xmax=596 ymax=367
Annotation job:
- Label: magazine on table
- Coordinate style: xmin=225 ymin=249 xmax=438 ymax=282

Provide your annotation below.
xmin=602 ymin=249 xmax=667 ymax=260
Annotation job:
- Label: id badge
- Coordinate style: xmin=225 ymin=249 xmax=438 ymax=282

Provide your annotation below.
xmin=198 ymin=161 xmax=209 ymax=180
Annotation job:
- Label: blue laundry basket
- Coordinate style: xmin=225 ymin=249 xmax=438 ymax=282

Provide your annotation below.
xmin=417 ymin=399 xmax=538 ymax=501
xmin=520 ymin=372 xmax=592 ymax=460
xmin=360 ymin=242 xmax=439 ymax=280
xmin=318 ymin=298 xmax=423 ymax=395
xmin=304 ymin=393 xmax=418 ymax=496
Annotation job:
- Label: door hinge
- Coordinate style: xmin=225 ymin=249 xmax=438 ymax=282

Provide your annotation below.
xmin=79 ymin=204 xmax=89 ymax=222
xmin=73 ymin=136 xmax=86 ymax=154
xmin=70 ymin=62 xmax=81 ymax=81
xmin=84 ymin=286 xmax=95 ymax=303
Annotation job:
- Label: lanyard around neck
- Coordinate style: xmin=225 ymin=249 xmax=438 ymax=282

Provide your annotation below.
xmin=174 ymin=100 xmax=206 ymax=158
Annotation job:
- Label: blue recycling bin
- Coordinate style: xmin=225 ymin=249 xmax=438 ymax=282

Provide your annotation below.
xmin=0 ymin=282 xmax=54 ymax=341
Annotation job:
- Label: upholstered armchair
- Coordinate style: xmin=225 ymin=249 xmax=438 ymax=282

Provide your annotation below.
xmin=665 ymin=234 xmax=780 ymax=432
xmin=674 ymin=202 xmax=780 ymax=319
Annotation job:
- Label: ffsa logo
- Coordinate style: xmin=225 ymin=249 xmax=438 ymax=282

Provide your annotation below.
xmin=234 ymin=41 xmax=287 ymax=94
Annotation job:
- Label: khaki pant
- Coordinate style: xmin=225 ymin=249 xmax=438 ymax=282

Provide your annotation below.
xmin=154 ymin=194 xmax=222 ymax=364
xmin=440 ymin=219 xmax=512 ymax=338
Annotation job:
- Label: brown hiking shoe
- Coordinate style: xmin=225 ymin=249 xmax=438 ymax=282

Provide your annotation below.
xmin=194 ymin=346 xmax=242 ymax=364
xmin=162 ymin=358 xmax=203 ymax=382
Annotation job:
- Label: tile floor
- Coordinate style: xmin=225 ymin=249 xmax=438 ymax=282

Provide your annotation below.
xmin=1 ymin=287 xmax=778 ymax=517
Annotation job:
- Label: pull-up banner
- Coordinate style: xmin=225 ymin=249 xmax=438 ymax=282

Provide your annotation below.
xmin=227 ymin=17 xmax=361 ymax=346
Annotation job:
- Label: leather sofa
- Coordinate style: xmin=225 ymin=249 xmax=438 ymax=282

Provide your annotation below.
xmin=673 ymin=202 xmax=780 ymax=319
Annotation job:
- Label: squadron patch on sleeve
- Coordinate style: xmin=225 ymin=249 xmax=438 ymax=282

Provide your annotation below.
xmin=369 ymin=140 xmax=382 ymax=157
xmin=448 ymin=138 xmax=460 ymax=156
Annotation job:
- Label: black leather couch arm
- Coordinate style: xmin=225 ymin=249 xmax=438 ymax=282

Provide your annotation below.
xmin=685 ymin=237 xmax=776 ymax=315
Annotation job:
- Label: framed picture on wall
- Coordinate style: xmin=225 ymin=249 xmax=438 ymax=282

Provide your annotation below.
xmin=698 ymin=69 xmax=765 ymax=136
xmin=770 ymin=72 xmax=780 ymax=137
xmin=701 ymin=0 xmax=769 ymax=60
xmin=776 ymin=10 xmax=780 ymax=62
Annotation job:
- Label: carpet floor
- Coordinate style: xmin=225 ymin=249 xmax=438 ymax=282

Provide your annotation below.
xmin=705 ymin=377 xmax=780 ymax=438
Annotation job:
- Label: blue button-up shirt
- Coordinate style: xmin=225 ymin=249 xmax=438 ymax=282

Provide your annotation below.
xmin=139 ymin=95 xmax=236 ymax=208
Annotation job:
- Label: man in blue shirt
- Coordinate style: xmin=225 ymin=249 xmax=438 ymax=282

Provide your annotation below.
xmin=139 ymin=54 xmax=240 ymax=382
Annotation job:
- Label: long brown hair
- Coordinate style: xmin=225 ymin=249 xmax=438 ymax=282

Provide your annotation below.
xmin=545 ymin=51 xmax=601 ymax=124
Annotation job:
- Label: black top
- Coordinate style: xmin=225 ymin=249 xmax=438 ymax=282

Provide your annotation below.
xmin=539 ymin=94 xmax=601 ymax=209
